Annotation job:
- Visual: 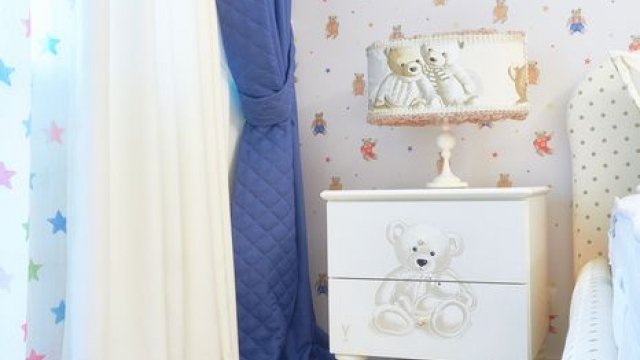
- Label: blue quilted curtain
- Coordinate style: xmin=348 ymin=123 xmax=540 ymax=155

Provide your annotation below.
xmin=216 ymin=1 xmax=333 ymax=359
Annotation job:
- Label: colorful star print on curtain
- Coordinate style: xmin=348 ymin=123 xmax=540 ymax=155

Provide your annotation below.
xmin=25 ymin=0 xmax=73 ymax=358
xmin=0 ymin=0 xmax=31 ymax=358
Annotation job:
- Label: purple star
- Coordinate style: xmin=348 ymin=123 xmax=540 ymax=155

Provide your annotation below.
xmin=0 ymin=161 xmax=16 ymax=189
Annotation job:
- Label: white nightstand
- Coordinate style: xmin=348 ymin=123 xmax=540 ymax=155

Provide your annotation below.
xmin=321 ymin=187 xmax=550 ymax=360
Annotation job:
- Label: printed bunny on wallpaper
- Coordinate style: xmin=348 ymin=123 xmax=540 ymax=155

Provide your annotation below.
xmin=374 ymin=46 xmax=441 ymax=109
xmin=421 ymin=44 xmax=476 ymax=106
xmin=508 ymin=64 xmax=528 ymax=104
xmin=311 ymin=112 xmax=327 ymax=136
xmin=493 ymin=0 xmax=508 ymax=24
xmin=433 ymin=0 xmax=447 ymax=6
xmin=567 ymin=8 xmax=586 ymax=35
xmin=326 ymin=16 xmax=339 ymax=39
xmin=353 ymin=73 xmax=365 ymax=96
xmin=373 ymin=221 xmax=476 ymax=338
xmin=533 ymin=131 xmax=553 ymax=156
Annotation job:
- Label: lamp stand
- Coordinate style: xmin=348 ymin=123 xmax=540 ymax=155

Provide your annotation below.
xmin=427 ymin=124 xmax=468 ymax=188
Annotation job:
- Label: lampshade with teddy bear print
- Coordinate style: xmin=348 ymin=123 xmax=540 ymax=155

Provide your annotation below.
xmin=367 ymin=30 xmax=529 ymax=188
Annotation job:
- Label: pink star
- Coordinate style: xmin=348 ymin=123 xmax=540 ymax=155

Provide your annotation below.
xmin=584 ymin=57 xmax=592 ymax=65
xmin=0 ymin=161 xmax=16 ymax=189
xmin=26 ymin=349 xmax=45 ymax=360
xmin=21 ymin=12 xmax=31 ymax=38
xmin=48 ymin=121 xmax=64 ymax=144
xmin=21 ymin=322 xmax=28 ymax=342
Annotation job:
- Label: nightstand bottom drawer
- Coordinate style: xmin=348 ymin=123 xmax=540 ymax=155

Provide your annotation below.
xmin=329 ymin=278 xmax=530 ymax=360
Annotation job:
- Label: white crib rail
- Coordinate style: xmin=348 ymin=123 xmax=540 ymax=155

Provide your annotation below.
xmin=561 ymin=258 xmax=618 ymax=360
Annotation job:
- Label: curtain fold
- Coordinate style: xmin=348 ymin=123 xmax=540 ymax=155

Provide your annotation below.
xmin=216 ymin=0 xmax=333 ymax=359
xmin=27 ymin=0 xmax=239 ymax=359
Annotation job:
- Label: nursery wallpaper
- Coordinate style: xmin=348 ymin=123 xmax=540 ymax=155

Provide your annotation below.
xmin=0 ymin=0 xmax=30 ymax=358
xmin=293 ymin=1 xmax=640 ymax=358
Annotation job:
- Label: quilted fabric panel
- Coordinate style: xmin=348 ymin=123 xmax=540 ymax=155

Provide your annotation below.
xmin=217 ymin=1 xmax=332 ymax=359
xmin=232 ymin=123 xmax=297 ymax=357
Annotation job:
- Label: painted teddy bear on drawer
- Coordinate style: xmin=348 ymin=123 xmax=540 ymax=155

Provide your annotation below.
xmin=373 ymin=220 xmax=476 ymax=338
xmin=374 ymin=46 xmax=442 ymax=109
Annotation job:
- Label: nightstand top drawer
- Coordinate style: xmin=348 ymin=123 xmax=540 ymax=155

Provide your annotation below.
xmin=325 ymin=197 xmax=547 ymax=284
xmin=321 ymin=186 xmax=549 ymax=202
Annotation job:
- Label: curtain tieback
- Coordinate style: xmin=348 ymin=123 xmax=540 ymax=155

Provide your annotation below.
xmin=239 ymin=78 xmax=294 ymax=127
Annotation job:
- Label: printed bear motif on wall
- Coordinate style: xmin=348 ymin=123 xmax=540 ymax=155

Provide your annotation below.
xmin=311 ymin=112 xmax=327 ymax=136
xmin=497 ymin=173 xmax=513 ymax=188
xmin=315 ymin=273 xmax=328 ymax=295
xmin=360 ymin=138 xmax=378 ymax=161
xmin=373 ymin=221 xmax=476 ymax=338
xmin=493 ymin=0 xmax=508 ymax=24
xmin=326 ymin=16 xmax=339 ymax=39
xmin=328 ymin=176 xmax=343 ymax=190
xmin=567 ymin=8 xmax=586 ymax=35
xmin=533 ymin=131 xmax=553 ymax=156
xmin=352 ymin=73 xmax=365 ymax=96
xmin=629 ymin=35 xmax=640 ymax=52
xmin=390 ymin=25 xmax=404 ymax=40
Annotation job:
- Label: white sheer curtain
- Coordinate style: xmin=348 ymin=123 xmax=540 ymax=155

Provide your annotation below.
xmin=61 ymin=0 xmax=238 ymax=359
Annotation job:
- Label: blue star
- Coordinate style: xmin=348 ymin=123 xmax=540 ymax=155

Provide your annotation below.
xmin=0 ymin=59 xmax=15 ymax=86
xmin=48 ymin=210 xmax=67 ymax=234
xmin=29 ymin=173 xmax=35 ymax=190
xmin=0 ymin=267 xmax=13 ymax=291
xmin=43 ymin=35 xmax=60 ymax=55
xmin=22 ymin=115 xmax=32 ymax=138
xmin=51 ymin=300 xmax=65 ymax=324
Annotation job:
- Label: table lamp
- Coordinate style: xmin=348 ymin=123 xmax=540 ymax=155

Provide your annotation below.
xmin=366 ymin=30 xmax=529 ymax=188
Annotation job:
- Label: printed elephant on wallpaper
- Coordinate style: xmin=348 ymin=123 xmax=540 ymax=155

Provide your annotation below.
xmin=372 ymin=221 xmax=477 ymax=338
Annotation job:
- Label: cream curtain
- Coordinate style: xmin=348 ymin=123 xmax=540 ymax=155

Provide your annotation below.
xmin=62 ymin=0 xmax=238 ymax=359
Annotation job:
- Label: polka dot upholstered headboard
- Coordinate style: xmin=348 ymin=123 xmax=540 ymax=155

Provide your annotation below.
xmin=567 ymin=54 xmax=640 ymax=274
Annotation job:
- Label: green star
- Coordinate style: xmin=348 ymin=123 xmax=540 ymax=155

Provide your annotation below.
xmin=22 ymin=221 xmax=30 ymax=241
xmin=28 ymin=259 xmax=42 ymax=281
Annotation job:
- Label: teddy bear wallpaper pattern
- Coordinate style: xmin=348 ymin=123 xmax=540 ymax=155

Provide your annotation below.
xmin=0 ymin=0 xmax=30 ymax=358
xmin=293 ymin=1 xmax=640 ymax=358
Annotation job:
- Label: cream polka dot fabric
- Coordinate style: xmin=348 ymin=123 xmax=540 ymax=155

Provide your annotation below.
xmin=567 ymin=57 xmax=640 ymax=273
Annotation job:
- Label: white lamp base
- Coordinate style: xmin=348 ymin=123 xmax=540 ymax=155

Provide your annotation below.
xmin=426 ymin=127 xmax=469 ymax=188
